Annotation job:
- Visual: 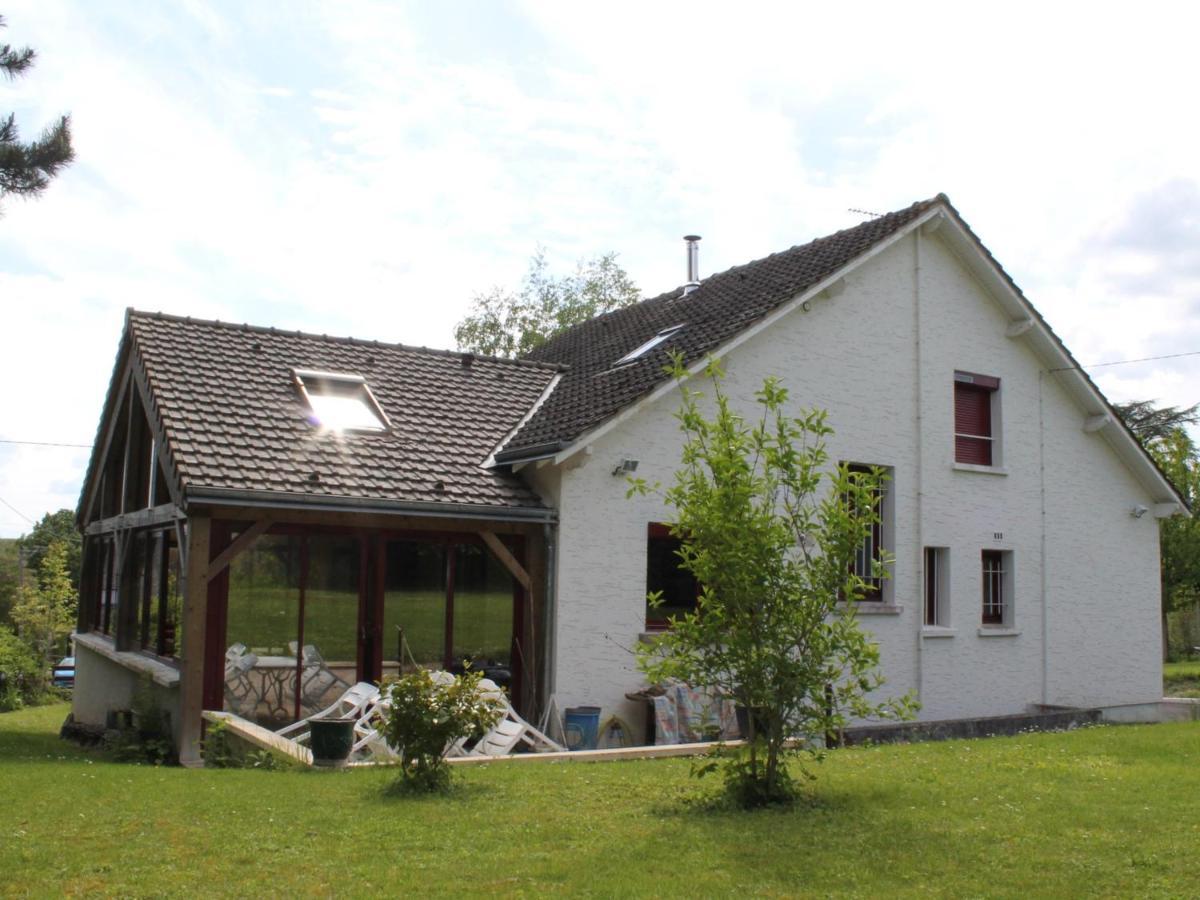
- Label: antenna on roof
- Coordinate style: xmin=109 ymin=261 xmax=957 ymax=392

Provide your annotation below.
xmin=848 ymin=208 xmax=882 ymax=219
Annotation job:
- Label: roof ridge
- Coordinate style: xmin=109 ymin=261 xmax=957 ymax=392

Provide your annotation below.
xmin=125 ymin=308 xmax=568 ymax=373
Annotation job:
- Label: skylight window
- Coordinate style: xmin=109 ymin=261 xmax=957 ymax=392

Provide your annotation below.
xmin=614 ymin=324 xmax=685 ymax=366
xmin=293 ymin=369 xmax=390 ymax=433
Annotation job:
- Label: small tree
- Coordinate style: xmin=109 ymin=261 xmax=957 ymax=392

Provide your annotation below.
xmin=10 ymin=540 xmax=77 ymax=681
xmin=631 ymin=358 xmax=916 ymax=807
xmin=19 ymin=509 xmax=82 ymax=592
xmin=454 ymin=249 xmax=640 ymax=358
xmin=380 ymin=668 xmax=502 ymax=793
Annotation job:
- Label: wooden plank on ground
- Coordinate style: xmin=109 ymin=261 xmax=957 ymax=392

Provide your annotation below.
xmin=202 ymin=711 xmax=314 ymax=766
xmin=443 ymin=736 xmax=811 ymax=766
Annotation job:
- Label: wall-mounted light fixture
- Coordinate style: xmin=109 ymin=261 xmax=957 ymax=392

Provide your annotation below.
xmin=613 ymin=458 xmax=639 ymax=477
xmin=1131 ymin=504 xmax=1149 ymax=519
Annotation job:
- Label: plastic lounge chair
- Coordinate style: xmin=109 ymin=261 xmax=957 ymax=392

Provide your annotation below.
xmin=224 ymin=644 xmax=259 ymax=712
xmin=276 ymin=681 xmax=379 ymax=743
xmin=288 ymin=642 xmax=352 ymax=710
xmin=467 ymin=678 xmax=565 ymax=757
xmin=349 ymin=671 xmax=466 ymax=762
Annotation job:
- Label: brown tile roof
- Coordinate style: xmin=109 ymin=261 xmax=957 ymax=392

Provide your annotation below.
xmin=114 ymin=312 xmax=561 ymax=513
xmin=497 ymin=196 xmax=942 ymax=460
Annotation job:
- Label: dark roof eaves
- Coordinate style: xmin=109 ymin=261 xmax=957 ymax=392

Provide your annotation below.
xmin=184 ymin=485 xmax=556 ymax=522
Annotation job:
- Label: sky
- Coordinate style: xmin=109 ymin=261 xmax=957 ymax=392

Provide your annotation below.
xmin=1 ymin=1 xmax=1199 ymax=537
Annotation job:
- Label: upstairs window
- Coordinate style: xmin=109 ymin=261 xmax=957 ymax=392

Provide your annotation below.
xmin=615 ymin=324 xmax=685 ymax=366
xmin=954 ymin=371 xmax=1000 ymax=466
xmin=294 ymin=369 xmax=390 ymax=433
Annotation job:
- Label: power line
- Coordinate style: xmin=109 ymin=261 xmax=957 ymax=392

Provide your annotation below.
xmin=0 ymin=439 xmax=91 ymax=448
xmin=0 ymin=494 xmax=34 ymax=525
xmin=1050 ymin=349 xmax=1200 ymax=374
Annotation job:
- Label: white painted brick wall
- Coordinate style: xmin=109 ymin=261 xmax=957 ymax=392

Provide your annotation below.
xmin=533 ymin=230 xmax=1163 ymax=729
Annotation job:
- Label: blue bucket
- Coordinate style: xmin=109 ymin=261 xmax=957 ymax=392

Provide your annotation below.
xmin=564 ymin=706 xmax=601 ymax=751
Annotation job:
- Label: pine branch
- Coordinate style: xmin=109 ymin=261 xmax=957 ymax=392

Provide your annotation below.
xmin=0 ymin=16 xmax=37 ymax=79
xmin=0 ymin=114 xmax=73 ymax=196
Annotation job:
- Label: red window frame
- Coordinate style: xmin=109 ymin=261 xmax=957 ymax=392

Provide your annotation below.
xmin=954 ymin=371 xmax=999 ymax=466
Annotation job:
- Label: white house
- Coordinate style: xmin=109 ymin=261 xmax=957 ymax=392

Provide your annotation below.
xmin=72 ymin=195 xmax=1185 ymax=762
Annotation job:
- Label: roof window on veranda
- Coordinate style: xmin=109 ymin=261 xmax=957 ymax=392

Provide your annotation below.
xmin=293 ymin=369 xmax=390 ymax=433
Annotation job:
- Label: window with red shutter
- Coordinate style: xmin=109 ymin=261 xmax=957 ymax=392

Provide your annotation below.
xmin=954 ymin=372 xmax=999 ymax=465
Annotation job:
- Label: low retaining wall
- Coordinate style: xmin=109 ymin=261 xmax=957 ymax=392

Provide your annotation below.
xmin=840 ymin=707 xmax=1103 ymax=746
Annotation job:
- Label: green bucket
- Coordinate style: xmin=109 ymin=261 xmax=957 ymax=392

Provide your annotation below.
xmin=309 ymin=716 xmax=355 ymax=768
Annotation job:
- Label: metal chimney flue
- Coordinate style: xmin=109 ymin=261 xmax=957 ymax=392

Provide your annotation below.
xmin=683 ymin=234 xmax=702 ymax=294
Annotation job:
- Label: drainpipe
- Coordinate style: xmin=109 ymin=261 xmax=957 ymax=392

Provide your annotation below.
xmin=914 ymin=229 xmax=925 ymax=707
xmin=1039 ymin=370 xmax=1049 ymax=705
xmin=542 ymin=522 xmax=558 ymax=711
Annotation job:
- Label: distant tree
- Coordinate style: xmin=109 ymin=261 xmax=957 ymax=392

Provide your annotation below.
xmin=454 ymin=249 xmax=640 ymax=358
xmin=1 ymin=15 xmax=74 ymax=211
xmin=10 ymin=540 xmax=76 ymax=678
xmin=1113 ymin=400 xmax=1200 ymax=444
xmin=0 ymin=539 xmax=19 ymax=626
xmin=1114 ymin=400 xmax=1200 ymax=658
xmin=20 ymin=509 xmax=80 ymax=591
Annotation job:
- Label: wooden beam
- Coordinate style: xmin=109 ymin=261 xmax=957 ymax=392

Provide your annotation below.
xmin=480 ymin=530 xmax=532 ymax=591
xmin=205 ymin=518 xmax=272 ymax=584
xmin=178 ymin=514 xmax=211 ymax=768
xmin=85 ymin=502 xmax=185 ymax=536
xmin=202 ymin=711 xmax=313 ymax=766
xmin=80 ymin=359 xmax=134 ymax=526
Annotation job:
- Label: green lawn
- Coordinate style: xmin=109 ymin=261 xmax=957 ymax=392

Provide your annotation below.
xmin=1164 ymin=660 xmax=1200 ymax=698
xmin=2 ymin=706 xmax=1200 ymax=897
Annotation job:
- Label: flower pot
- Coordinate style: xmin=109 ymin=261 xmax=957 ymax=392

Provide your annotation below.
xmin=309 ymin=716 xmax=356 ymax=768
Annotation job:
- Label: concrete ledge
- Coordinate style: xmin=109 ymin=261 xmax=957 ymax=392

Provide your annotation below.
xmin=1098 ymin=698 xmax=1200 ymax=724
xmin=840 ymin=707 xmax=1102 ymax=746
xmin=74 ymin=632 xmax=181 ymax=688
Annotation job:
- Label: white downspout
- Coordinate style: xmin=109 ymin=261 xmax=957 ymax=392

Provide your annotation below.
xmin=1039 ymin=371 xmax=1049 ymax=705
xmin=914 ymin=230 xmax=925 ymax=706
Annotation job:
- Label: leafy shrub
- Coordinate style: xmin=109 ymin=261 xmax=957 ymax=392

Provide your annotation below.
xmin=107 ymin=677 xmax=175 ymax=765
xmin=380 ymin=668 xmax=502 ymax=793
xmin=201 ymin=717 xmax=289 ymax=770
xmin=0 ymin=626 xmax=44 ymax=711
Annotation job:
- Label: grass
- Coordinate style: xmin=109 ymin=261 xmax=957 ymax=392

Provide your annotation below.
xmin=2 ymin=705 xmax=1200 ymax=897
xmin=1164 ymin=660 xmax=1200 ymax=698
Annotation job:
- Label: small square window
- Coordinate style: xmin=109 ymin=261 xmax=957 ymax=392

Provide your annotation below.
xmin=981 ymin=549 xmax=1013 ymax=626
xmin=294 ymin=369 xmax=390 ymax=433
xmin=924 ymin=547 xmax=949 ymax=626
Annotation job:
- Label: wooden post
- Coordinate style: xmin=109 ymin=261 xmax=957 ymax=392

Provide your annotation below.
xmin=178 ymin=513 xmax=211 ymax=768
xmin=524 ymin=532 xmax=546 ymax=717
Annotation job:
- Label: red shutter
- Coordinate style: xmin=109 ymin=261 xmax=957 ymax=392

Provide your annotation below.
xmin=955 ymin=381 xmax=992 ymax=465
